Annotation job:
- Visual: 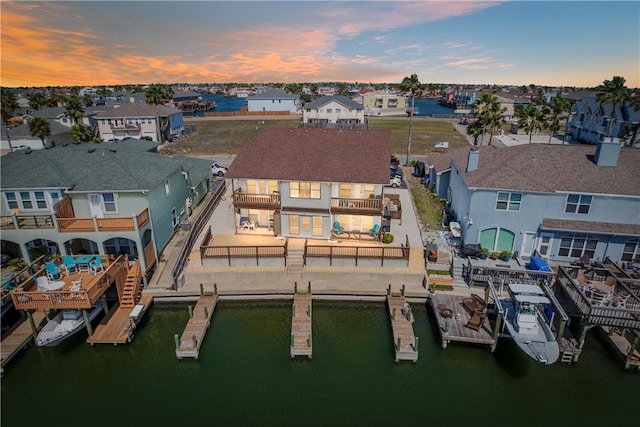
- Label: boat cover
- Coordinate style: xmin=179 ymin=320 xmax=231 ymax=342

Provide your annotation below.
xmin=528 ymin=256 xmax=551 ymax=272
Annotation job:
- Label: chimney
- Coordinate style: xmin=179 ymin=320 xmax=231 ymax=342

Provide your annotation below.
xmin=594 ymin=137 xmax=621 ymax=166
xmin=467 ymin=148 xmax=479 ymax=173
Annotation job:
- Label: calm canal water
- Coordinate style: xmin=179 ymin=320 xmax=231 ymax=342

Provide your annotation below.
xmin=2 ymin=302 xmax=637 ymax=426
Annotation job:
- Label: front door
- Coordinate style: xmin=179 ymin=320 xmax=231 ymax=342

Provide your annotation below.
xmin=536 ymin=233 xmax=554 ymax=259
xmin=88 ymin=194 xmax=104 ymax=218
xmin=521 ymin=232 xmax=536 ymax=257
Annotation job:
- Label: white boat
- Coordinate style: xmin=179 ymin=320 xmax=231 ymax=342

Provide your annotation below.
xmin=36 ymin=303 xmax=103 ymax=347
xmin=449 ymin=221 xmax=461 ymax=238
xmin=499 ymin=283 xmax=559 ymax=365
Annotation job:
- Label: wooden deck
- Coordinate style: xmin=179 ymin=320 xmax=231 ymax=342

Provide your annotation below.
xmin=1 ymin=310 xmax=47 ymax=374
xmin=290 ymin=292 xmax=312 ymax=359
xmin=387 ymin=294 xmax=418 ymax=362
xmin=175 ymin=294 xmax=218 ymax=359
xmin=600 ymin=326 xmax=640 ymax=370
xmin=87 ymin=294 xmax=154 ymax=345
xmin=429 ymin=293 xmax=496 ymax=349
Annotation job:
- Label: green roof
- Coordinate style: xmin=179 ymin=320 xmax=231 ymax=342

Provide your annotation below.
xmin=0 ymin=140 xmax=212 ymax=192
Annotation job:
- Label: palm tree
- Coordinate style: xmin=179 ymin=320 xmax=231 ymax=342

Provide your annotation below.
xmin=145 ymin=84 xmax=174 ymax=142
xmin=466 ymin=120 xmax=483 ymax=145
xmin=547 ymin=94 xmax=571 ymax=144
xmin=69 ymin=123 xmax=93 ymax=142
xmin=26 ymin=92 xmax=47 ymax=110
xmin=596 ymin=76 xmax=631 ymax=140
xmin=1 ymin=87 xmax=18 ymax=125
xmin=514 ymin=103 xmax=549 ymax=144
xmin=399 ymin=73 xmax=422 ymax=164
xmin=472 ymin=93 xmax=500 ymax=145
xmin=82 ymin=93 xmax=94 ymax=107
xmin=28 ymin=117 xmax=51 ymax=148
xmin=64 ymin=96 xmax=85 ymax=125
xmin=626 ymin=89 xmax=640 ymax=146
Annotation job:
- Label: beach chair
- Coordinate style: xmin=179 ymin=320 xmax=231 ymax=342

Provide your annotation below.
xmin=61 ymin=255 xmax=78 ymax=274
xmin=70 ymin=278 xmax=83 ymax=291
xmin=333 ymin=222 xmax=345 ymax=235
xmin=45 ymin=262 xmax=62 ymax=280
xmin=89 ymin=256 xmax=104 ymax=275
xmin=368 ymin=224 xmax=380 ymax=238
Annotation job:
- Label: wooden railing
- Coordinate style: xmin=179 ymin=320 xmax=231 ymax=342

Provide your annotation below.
xmin=304 ymin=235 xmax=410 ymax=267
xmin=330 ymin=197 xmax=382 ymax=214
xmin=0 ymin=214 xmax=54 ymax=229
xmin=200 ymin=241 xmax=288 ymax=266
xmin=232 ymin=189 xmax=280 ymax=209
xmin=466 ymin=258 xmax=554 ymax=286
xmin=57 ymin=208 xmax=150 ymax=232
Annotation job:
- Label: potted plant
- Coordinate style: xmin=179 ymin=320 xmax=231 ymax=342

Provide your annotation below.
xmin=7 ymin=257 xmax=27 ymax=272
xmin=479 ymin=248 xmax=489 ymax=259
xmin=499 ymin=250 xmax=512 ymax=261
xmin=489 ymin=252 xmax=499 ymax=260
xmin=381 ymin=233 xmax=394 ymax=244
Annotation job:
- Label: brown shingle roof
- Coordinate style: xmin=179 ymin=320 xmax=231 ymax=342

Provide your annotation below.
xmin=541 ymin=218 xmax=640 ymax=237
xmin=438 ymin=144 xmax=640 ymax=196
xmin=226 ymin=128 xmax=391 ymax=184
xmin=95 ymin=102 xmax=181 ymax=118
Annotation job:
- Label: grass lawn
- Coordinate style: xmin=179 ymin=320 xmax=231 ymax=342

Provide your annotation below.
xmin=405 ymin=167 xmax=447 ymax=232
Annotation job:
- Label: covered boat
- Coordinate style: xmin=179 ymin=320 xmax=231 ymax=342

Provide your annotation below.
xmin=36 ymin=303 xmax=103 ymax=347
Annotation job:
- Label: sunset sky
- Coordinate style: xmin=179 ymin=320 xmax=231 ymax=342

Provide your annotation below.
xmin=1 ymin=1 xmax=638 ymax=88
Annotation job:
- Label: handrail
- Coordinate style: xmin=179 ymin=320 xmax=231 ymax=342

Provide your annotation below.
xmin=171 ymin=181 xmax=226 ymax=289
xmin=304 ymin=234 xmax=410 ymax=267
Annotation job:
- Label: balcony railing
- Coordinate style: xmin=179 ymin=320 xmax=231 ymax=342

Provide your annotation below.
xmin=110 ymin=123 xmax=141 ymax=130
xmin=331 ymin=197 xmax=383 ymax=214
xmin=1 ymin=208 xmax=150 ymax=232
xmin=232 ymin=190 xmax=280 ymax=209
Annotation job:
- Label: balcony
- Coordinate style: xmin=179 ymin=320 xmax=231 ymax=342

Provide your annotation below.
xmin=110 ymin=123 xmax=141 ymax=130
xmin=232 ymin=189 xmax=280 ymax=210
xmin=331 ymin=197 xmax=383 ymax=215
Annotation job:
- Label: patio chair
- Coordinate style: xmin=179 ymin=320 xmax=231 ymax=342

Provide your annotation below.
xmin=70 ymin=277 xmax=83 ymax=291
xmin=89 ymin=256 xmax=104 ymax=275
xmin=45 ymin=262 xmax=62 ymax=281
xmin=368 ymin=224 xmax=380 ymax=238
xmin=61 ymin=255 xmax=78 ymax=274
xmin=333 ymin=222 xmax=345 ymax=235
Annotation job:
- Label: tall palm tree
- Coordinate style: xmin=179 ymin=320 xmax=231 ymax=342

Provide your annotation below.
xmin=69 ymin=123 xmax=92 ymax=142
xmin=82 ymin=93 xmax=94 ymax=107
xmin=596 ymin=76 xmax=631 ymax=140
xmin=145 ymin=84 xmax=174 ymax=142
xmin=472 ymin=93 xmax=500 ymax=146
xmin=466 ymin=120 xmax=483 ymax=145
xmin=1 ymin=87 xmax=18 ymax=125
xmin=514 ymin=103 xmax=549 ymax=144
xmin=64 ymin=96 xmax=85 ymax=125
xmin=28 ymin=117 xmax=51 ymax=148
xmin=26 ymin=92 xmax=47 ymax=110
xmin=547 ymin=94 xmax=571 ymax=144
xmin=399 ymin=73 xmax=422 ymax=164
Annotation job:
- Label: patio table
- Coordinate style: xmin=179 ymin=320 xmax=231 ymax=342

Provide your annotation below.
xmin=75 ymin=255 xmax=95 ymax=272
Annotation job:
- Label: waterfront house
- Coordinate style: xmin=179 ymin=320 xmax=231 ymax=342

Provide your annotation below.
xmin=247 ymin=89 xmax=300 ymax=113
xmin=360 ymin=91 xmax=408 ymax=117
xmin=426 ymin=141 xmax=640 ymax=263
xmin=0 ymin=120 xmax=71 ymax=151
xmin=301 ymin=95 xmax=366 ymax=128
xmin=567 ymin=91 xmax=640 ymax=145
xmin=225 ymin=128 xmax=390 ymax=240
xmin=0 ymin=139 xmax=212 ymax=279
xmin=94 ymin=102 xmax=185 ymax=142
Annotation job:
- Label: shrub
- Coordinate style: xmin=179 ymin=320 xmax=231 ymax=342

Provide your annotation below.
xmin=381 ymin=233 xmax=394 ymax=244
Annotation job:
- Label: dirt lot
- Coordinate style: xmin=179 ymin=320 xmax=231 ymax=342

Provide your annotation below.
xmin=160 ymin=116 xmax=471 ymax=156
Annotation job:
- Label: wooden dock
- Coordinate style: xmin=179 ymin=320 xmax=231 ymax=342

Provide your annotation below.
xmin=387 ymin=294 xmax=418 ymax=362
xmin=290 ymin=292 xmax=312 ymax=359
xmin=600 ymin=326 xmax=640 ymax=370
xmin=429 ymin=293 xmax=496 ymax=350
xmin=175 ymin=294 xmax=218 ymax=359
xmin=87 ymin=294 xmax=153 ymax=345
xmin=1 ymin=310 xmax=47 ymax=374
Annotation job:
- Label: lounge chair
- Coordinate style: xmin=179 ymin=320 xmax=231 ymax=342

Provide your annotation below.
xmin=461 ymin=293 xmax=485 ymax=315
xmin=333 ymin=221 xmax=345 ymax=235
xmin=368 ymin=224 xmax=380 ymax=238
xmin=61 ymin=255 xmax=78 ymax=274
xmin=90 ymin=256 xmax=104 ymax=275
xmin=45 ymin=262 xmax=62 ymax=280
xmin=70 ymin=278 xmax=83 ymax=291
xmin=465 ymin=310 xmax=486 ymax=331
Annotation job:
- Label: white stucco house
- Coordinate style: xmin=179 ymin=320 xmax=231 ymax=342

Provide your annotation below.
xmin=247 ymin=89 xmax=300 ymax=113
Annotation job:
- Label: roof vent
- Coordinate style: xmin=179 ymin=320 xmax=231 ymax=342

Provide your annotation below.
xmin=72 ymin=140 xmax=81 ymax=145
xmin=88 ymin=149 xmax=95 ymax=153
xmin=109 ymin=149 xmax=117 ymax=153
xmin=25 ymin=149 xmax=32 ymax=154
xmin=61 ymin=142 xmax=69 ymax=147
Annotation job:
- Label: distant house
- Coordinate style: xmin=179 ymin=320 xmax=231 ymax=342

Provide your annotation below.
xmin=225 ymin=128 xmax=391 ymax=240
xmin=0 ymin=120 xmax=72 ymax=151
xmin=426 ymin=141 xmax=640 ymax=263
xmin=0 ymin=139 xmax=212 ymax=276
xmin=302 ymin=95 xmax=366 ymax=128
xmin=22 ymin=106 xmax=108 ymax=130
xmin=567 ymin=91 xmax=640 ymax=145
xmin=95 ymin=102 xmax=184 ymax=142
xmin=247 ymin=89 xmax=300 ymax=113
xmin=361 ymin=91 xmax=408 ymax=117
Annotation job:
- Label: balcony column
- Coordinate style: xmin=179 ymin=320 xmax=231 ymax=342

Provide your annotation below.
xmin=10 ymin=211 xmax=18 ymax=228
xmin=82 ymin=309 xmax=94 ymax=336
xmin=26 ymin=310 xmax=38 ymax=339
xmin=92 ymin=216 xmax=99 ymax=232
xmin=51 ymin=212 xmax=58 ymax=231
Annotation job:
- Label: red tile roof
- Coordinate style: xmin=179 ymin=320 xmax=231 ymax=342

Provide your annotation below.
xmin=226 ymin=128 xmax=391 ymax=184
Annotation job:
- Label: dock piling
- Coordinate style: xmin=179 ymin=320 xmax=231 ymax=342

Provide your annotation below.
xmin=174 ymin=334 xmax=179 ymax=349
xmin=200 ymin=283 xmax=204 ymax=296
xmin=214 ymin=283 xmax=218 ymax=294
xmin=188 ymin=305 xmax=193 ymax=318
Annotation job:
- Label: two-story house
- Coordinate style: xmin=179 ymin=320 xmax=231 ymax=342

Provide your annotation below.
xmin=361 ymin=91 xmax=408 ymax=117
xmin=0 ymin=139 xmax=212 ymax=279
xmin=426 ymin=141 xmax=640 ymax=263
xmin=225 ymin=128 xmax=391 ymax=240
xmin=94 ymin=102 xmax=185 ymax=142
xmin=247 ymin=89 xmax=300 ymax=113
xmin=567 ymin=91 xmax=640 ymax=145
xmin=301 ymin=96 xmax=366 ymax=128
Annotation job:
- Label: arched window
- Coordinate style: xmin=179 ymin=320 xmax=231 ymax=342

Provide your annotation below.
xmin=479 ymin=227 xmax=515 ymax=252
xmin=558 ymin=233 xmax=597 ymax=258
xmin=622 ymin=239 xmax=640 ymax=262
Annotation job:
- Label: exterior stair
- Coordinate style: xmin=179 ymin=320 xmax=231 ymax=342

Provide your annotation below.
xmin=286 ymin=240 xmax=305 ymax=281
xmin=121 ymin=260 xmax=142 ymax=308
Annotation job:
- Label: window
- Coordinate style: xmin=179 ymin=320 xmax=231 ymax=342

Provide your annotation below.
xmin=622 ymin=239 xmax=640 ymax=262
xmin=496 ymin=192 xmax=521 ymax=211
xmin=312 ymin=216 xmax=323 ymax=236
xmin=289 ymin=215 xmax=300 ymax=235
xmin=558 ymin=233 xmax=597 ymax=258
xmin=290 ymin=182 xmax=320 ymax=199
xmin=564 ymin=194 xmax=592 ymax=214
xmin=4 ymin=192 xmax=18 ymax=209
xmin=326 ymin=108 xmax=332 ymax=113
xmin=50 ymin=191 xmax=61 ymax=206
xmin=480 ymin=227 xmax=515 ymax=252
xmin=363 ymin=185 xmax=375 ymax=199
xmin=20 ymin=192 xmax=33 ymax=209
xmin=102 ymin=193 xmax=117 ymax=213
xmin=171 ymin=208 xmax=178 ymax=228
xmin=339 ymin=184 xmax=352 ymax=198
xmin=164 ymin=179 xmax=171 ymax=196
xmin=336 ymin=108 xmax=341 ymax=114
